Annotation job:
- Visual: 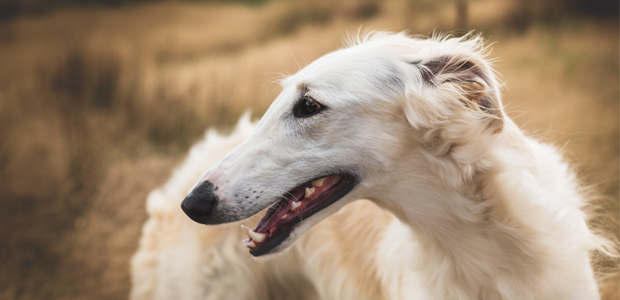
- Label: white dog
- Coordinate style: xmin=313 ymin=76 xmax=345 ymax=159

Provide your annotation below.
xmin=131 ymin=32 xmax=613 ymax=300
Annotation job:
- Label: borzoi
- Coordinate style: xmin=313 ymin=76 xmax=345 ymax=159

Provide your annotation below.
xmin=131 ymin=32 xmax=612 ymax=300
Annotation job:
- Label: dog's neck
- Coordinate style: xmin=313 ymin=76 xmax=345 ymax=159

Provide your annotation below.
xmin=370 ymin=124 xmax=599 ymax=299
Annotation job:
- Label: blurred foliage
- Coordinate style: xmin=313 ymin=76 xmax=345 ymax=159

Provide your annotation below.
xmin=1 ymin=0 xmax=618 ymax=21
xmin=277 ymin=0 xmax=379 ymax=34
xmin=278 ymin=7 xmax=332 ymax=34
xmin=48 ymin=49 xmax=122 ymax=108
xmin=506 ymin=0 xmax=619 ymax=32
xmin=0 ymin=0 xmax=271 ymax=20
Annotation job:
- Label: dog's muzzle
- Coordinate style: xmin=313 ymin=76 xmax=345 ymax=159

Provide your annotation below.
xmin=181 ymin=181 xmax=218 ymax=223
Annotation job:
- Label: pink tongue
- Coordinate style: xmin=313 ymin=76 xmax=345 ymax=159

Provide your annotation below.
xmin=254 ymin=186 xmax=305 ymax=233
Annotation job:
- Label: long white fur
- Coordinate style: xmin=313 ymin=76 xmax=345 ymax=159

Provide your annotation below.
xmin=131 ymin=32 xmax=613 ymax=300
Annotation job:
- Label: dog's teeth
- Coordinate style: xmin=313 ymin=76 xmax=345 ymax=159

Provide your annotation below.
xmin=305 ymin=187 xmax=315 ymax=198
xmin=241 ymin=225 xmax=264 ymax=242
xmin=311 ymin=177 xmax=327 ymax=187
xmin=244 ymin=241 xmax=256 ymax=249
xmin=291 ymin=201 xmax=301 ymax=210
xmin=280 ymin=214 xmax=288 ymax=220
xmin=248 ymin=229 xmax=265 ymax=243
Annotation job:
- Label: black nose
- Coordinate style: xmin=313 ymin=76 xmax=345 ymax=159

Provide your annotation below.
xmin=181 ymin=181 xmax=218 ymax=224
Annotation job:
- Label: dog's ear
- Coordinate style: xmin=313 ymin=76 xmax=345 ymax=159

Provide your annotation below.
xmin=418 ymin=55 xmax=503 ymax=134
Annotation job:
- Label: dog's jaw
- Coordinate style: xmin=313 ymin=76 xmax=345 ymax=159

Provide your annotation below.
xmin=241 ymin=174 xmax=358 ymax=256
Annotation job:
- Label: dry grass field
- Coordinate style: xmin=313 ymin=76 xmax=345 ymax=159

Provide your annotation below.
xmin=0 ymin=0 xmax=617 ymax=299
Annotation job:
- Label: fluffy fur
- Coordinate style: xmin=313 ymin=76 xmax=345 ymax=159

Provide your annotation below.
xmin=131 ymin=32 xmax=613 ymax=300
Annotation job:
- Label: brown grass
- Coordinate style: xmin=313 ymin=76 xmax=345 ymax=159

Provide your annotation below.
xmin=0 ymin=0 xmax=617 ymax=299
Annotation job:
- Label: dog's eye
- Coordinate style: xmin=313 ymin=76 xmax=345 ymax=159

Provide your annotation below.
xmin=293 ymin=97 xmax=324 ymax=118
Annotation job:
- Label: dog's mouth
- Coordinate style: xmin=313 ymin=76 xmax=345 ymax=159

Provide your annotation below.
xmin=242 ymin=173 xmax=357 ymax=256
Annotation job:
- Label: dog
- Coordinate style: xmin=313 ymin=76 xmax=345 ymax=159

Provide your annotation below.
xmin=131 ymin=32 xmax=613 ymax=300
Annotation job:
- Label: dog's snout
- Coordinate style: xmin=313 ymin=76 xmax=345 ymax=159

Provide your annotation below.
xmin=181 ymin=181 xmax=219 ymax=224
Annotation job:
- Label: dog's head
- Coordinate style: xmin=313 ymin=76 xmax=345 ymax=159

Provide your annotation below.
xmin=181 ymin=32 xmax=505 ymax=256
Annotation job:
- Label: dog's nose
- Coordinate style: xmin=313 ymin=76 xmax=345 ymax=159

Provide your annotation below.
xmin=181 ymin=181 xmax=218 ymax=223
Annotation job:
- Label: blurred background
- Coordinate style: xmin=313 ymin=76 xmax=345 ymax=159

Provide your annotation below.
xmin=0 ymin=0 xmax=617 ymax=299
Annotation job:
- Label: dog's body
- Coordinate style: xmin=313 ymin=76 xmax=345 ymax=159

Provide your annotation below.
xmin=131 ymin=33 xmax=611 ymax=300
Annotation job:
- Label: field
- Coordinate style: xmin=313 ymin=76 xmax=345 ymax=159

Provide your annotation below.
xmin=0 ymin=0 xmax=617 ymax=299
